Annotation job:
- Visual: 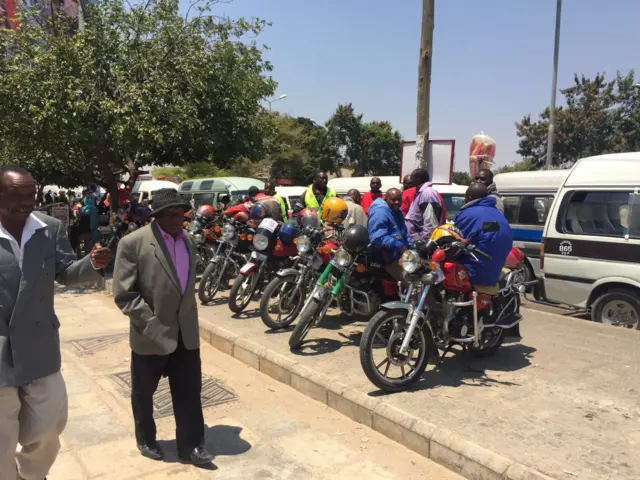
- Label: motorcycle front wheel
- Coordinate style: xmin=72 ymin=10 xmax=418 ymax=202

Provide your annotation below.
xmin=289 ymin=297 xmax=322 ymax=349
xmin=198 ymin=260 xmax=227 ymax=304
xmin=359 ymin=309 xmax=430 ymax=393
xmin=260 ymin=275 xmax=306 ymax=330
xmin=228 ymin=272 xmax=259 ymax=314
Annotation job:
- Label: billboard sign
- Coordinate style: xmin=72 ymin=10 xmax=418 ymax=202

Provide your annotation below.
xmin=399 ymin=139 xmax=455 ymax=185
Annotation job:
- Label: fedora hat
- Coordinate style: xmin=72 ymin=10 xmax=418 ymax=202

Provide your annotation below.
xmin=149 ymin=188 xmax=191 ymax=216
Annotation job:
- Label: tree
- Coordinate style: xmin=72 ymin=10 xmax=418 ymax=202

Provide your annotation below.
xmin=515 ymin=71 xmax=639 ymax=168
xmin=0 ymin=0 xmax=276 ymax=206
xmin=324 ymin=104 xmax=402 ymax=177
xmin=359 ymin=121 xmax=401 ymax=176
xmin=452 ymin=171 xmax=472 ymax=185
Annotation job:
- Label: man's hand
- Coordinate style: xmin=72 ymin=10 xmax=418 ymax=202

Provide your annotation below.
xmin=90 ymin=243 xmax=113 ymax=270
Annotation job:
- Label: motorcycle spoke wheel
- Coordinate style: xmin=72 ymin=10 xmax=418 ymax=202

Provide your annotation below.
xmin=360 ymin=310 xmax=429 ymax=392
xmin=236 ymin=275 xmax=257 ymax=308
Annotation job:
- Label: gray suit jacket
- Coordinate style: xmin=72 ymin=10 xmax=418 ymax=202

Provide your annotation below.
xmin=112 ymin=222 xmax=199 ymax=356
xmin=0 ymin=212 xmax=101 ymax=387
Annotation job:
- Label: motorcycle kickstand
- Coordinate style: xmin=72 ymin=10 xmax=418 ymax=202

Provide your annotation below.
xmin=436 ymin=344 xmax=455 ymax=367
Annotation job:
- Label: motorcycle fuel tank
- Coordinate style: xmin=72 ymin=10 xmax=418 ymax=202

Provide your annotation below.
xmin=442 ymin=262 xmax=472 ymax=292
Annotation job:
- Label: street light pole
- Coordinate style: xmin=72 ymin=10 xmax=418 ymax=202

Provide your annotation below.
xmin=546 ymin=0 xmax=562 ymax=168
xmin=267 ymin=93 xmax=288 ymax=112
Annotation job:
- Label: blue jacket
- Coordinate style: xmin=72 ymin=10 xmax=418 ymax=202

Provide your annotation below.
xmin=367 ymin=198 xmax=411 ymax=263
xmin=454 ymin=196 xmax=513 ymax=286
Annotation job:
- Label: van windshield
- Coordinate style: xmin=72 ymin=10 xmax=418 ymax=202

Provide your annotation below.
xmin=442 ymin=194 xmax=466 ymax=221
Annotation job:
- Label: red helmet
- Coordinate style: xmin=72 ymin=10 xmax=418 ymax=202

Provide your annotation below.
xmin=196 ymin=204 xmax=215 ymax=220
xmin=233 ymin=211 xmax=249 ymax=223
xmin=297 ymin=208 xmax=321 ymax=229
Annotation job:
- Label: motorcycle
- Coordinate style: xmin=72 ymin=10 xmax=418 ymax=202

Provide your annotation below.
xmin=185 ymin=217 xmax=217 ymax=276
xmin=288 ymin=227 xmax=399 ymax=349
xmin=359 ymin=238 xmax=525 ymax=393
xmin=227 ymin=218 xmax=297 ymax=314
xmin=259 ymin=226 xmax=338 ymax=330
xmin=198 ymin=218 xmax=253 ymax=304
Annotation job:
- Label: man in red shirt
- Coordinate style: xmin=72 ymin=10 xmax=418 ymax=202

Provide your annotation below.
xmin=360 ymin=177 xmax=385 ymax=215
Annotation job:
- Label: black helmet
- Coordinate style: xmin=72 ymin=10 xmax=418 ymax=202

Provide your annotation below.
xmin=343 ymin=224 xmax=369 ymax=253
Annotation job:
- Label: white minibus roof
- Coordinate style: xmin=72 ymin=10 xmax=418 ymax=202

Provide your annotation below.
xmin=275 ymin=186 xmax=306 ymax=197
xmin=564 ymin=152 xmax=640 ymax=188
xmin=327 ymin=176 xmax=402 ymax=194
xmin=494 ymin=170 xmax=570 ymax=194
xmin=132 ymin=180 xmax=179 ymax=194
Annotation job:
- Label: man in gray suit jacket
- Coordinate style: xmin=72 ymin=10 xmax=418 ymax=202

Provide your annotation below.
xmin=112 ymin=188 xmax=212 ymax=465
xmin=0 ymin=165 xmax=112 ymax=480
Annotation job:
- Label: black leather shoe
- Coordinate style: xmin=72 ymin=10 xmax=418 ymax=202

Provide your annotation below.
xmin=137 ymin=442 xmax=164 ymax=461
xmin=179 ymin=446 xmax=213 ymax=465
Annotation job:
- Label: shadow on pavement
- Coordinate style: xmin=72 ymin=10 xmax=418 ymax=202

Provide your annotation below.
xmin=55 ymin=283 xmax=103 ymax=296
xmin=199 ymin=297 xmax=229 ymax=308
xmin=290 ymin=327 xmax=363 ymax=357
xmin=369 ymin=343 xmax=536 ymax=397
xmin=157 ymin=424 xmax=252 ymax=470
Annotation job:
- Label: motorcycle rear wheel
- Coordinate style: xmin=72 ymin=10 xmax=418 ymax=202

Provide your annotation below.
xmin=228 ymin=272 xmax=259 ymax=314
xmin=289 ymin=297 xmax=321 ymax=349
xmin=260 ymin=275 xmax=306 ymax=330
xmin=360 ymin=309 xmax=430 ymax=393
xmin=198 ymin=260 xmax=226 ymax=304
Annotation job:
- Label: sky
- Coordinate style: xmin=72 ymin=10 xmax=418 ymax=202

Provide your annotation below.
xmin=182 ymin=0 xmax=640 ymax=170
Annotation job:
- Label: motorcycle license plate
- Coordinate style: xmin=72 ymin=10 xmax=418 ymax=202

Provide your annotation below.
xmin=251 ymin=251 xmax=267 ymax=262
xmin=240 ymin=263 xmax=256 ymax=275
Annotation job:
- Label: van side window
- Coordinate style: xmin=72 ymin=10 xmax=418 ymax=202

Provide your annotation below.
xmin=562 ymin=191 xmax=631 ymax=237
xmin=502 ymin=195 xmax=552 ymax=226
xmin=181 ymin=182 xmax=194 ymax=192
xmin=192 ymin=193 xmax=214 ymax=208
xmin=199 ymin=180 xmax=214 ymax=191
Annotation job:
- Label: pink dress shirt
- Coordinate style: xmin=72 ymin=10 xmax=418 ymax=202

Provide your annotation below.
xmin=158 ymin=226 xmax=190 ymax=293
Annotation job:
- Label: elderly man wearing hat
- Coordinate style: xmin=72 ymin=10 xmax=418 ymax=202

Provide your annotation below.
xmin=112 ymin=188 xmax=213 ymax=465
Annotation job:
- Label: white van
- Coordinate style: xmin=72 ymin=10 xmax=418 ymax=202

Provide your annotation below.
xmin=494 ymin=169 xmax=569 ymax=278
xmin=540 ymin=152 xmax=640 ymax=328
xmin=177 ymin=177 xmax=264 ymax=208
xmin=327 ymin=176 xmax=466 ymax=221
xmin=131 ymin=180 xmax=180 ymax=204
xmin=275 ymin=186 xmax=307 ymax=218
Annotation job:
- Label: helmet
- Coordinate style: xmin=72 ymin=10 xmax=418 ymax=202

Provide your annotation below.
xmin=279 ymin=222 xmax=299 ymax=245
xmin=430 ymin=224 xmax=465 ymax=260
xmin=233 ymin=211 xmax=249 ymax=223
xmin=321 ymin=197 xmax=348 ymax=224
xmin=343 ymin=224 xmax=369 ymax=253
xmin=196 ymin=204 xmax=215 ymax=221
xmin=250 ymin=203 xmax=269 ymax=222
xmin=297 ymin=208 xmax=321 ymax=229
xmin=430 ymin=224 xmax=464 ymax=245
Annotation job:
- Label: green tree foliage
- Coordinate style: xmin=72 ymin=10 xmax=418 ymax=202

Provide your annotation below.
xmin=0 ymin=0 xmax=276 ymax=205
xmin=516 ymin=71 xmax=640 ymax=168
xmin=452 ymin=171 xmax=472 ymax=185
xmin=496 ymin=159 xmax=535 ymax=174
xmin=324 ymin=104 xmax=402 ymax=176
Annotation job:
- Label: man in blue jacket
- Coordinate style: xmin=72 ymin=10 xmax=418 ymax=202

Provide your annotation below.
xmin=368 ymin=188 xmax=411 ymax=281
xmin=454 ymin=183 xmax=512 ymax=287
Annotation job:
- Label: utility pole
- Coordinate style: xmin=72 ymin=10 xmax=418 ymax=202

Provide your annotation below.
xmin=546 ymin=0 xmax=562 ymax=168
xmin=416 ymin=0 xmax=434 ymax=167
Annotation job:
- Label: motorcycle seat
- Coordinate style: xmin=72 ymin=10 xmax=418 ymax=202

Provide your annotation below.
xmin=474 ymin=283 xmax=500 ymax=295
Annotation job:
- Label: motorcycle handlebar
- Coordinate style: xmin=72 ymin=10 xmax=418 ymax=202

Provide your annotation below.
xmin=452 ymin=241 xmax=492 ymax=261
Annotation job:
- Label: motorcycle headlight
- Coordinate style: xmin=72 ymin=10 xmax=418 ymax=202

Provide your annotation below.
xmin=334 ymin=249 xmax=352 ymax=267
xmin=297 ymin=235 xmax=311 ymax=254
xmin=253 ymin=233 xmax=269 ymax=251
xmin=401 ymin=249 xmax=420 ymax=273
xmin=222 ymin=224 xmax=235 ymax=240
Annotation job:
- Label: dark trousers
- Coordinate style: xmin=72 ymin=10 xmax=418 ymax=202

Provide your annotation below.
xmin=130 ymin=332 xmax=204 ymax=453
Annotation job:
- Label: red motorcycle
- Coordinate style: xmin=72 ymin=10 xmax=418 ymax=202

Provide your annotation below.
xmin=360 ymin=238 xmax=526 ymax=393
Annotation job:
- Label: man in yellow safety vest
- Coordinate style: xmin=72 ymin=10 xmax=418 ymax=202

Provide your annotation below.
xmin=292 ymin=172 xmax=336 ymax=217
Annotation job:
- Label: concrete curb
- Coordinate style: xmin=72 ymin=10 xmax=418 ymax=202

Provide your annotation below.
xmin=197 ymin=321 xmax=553 ymax=480
xmin=100 ymin=282 xmax=552 ymax=479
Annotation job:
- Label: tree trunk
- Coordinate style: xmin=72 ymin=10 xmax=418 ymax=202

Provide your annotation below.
xmin=97 ymin=154 xmax=120 ymax=213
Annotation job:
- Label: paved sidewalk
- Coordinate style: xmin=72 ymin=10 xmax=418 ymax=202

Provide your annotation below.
xmin=192 ymin=292 xmax=640 ymax=480
xmin=49 ymin=287 xmax=458 ymax=480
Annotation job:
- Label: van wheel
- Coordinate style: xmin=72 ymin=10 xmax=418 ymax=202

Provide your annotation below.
xmin=591 ymin=289 xmax=640 ymax=329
